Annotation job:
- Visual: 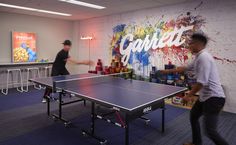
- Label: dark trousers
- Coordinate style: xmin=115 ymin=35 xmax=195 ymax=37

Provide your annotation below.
xmin=190 ymin=97 xmax=228 ymax=145
xmin=43 ymin=69 xmax=70 ymax=98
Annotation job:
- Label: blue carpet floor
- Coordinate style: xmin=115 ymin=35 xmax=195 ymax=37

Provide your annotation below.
xmin=1 ymin=88 xmax=234 ymax=145
xmin=0 ymin=104 xmax=187 ymax=145
xmin=0 ymin=88 xmax=44 ymax=111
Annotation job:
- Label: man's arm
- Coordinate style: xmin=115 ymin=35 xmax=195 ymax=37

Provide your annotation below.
xmin=67 ymin=57 xmax=93 ymax=65
xmin=160 ymin=60 xmax=194 ymax=74
xmin=187 ymin=83 xmax=202 ymax=97
xmin=183 ymin=83 xmax=202 ymax=101
xmin=160 ymin=66 xmax=187 ymax=74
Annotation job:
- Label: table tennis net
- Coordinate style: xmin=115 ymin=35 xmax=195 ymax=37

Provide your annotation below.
xmin=52 ymin=72 xmax=132 ymax=91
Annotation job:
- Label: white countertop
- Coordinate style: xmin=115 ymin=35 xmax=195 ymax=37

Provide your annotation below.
xmin=0 ymin=61 xmax=53 ymax=66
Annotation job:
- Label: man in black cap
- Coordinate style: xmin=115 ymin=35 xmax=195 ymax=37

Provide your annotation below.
xmin=42 ymin=40 xmax=93 ymax=103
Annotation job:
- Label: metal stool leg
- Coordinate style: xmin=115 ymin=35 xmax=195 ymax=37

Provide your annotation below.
xmin=24 ymin=68 xmax=42 ymax=92
xmin=11 ymin=71 xmax=14 ymax=88
xmin=24 ymin=69 xmax=30 ymax=92
xmin=44 ymin=67 xmax=48 ymax=77
xmin=41 ymin=66 xmax=51 ymax=89
xmin=16 ymin=70 xmax=24 ymax=93
xmin=1 ymin=70 xmax=10 ymax=95
xmin=33 ymin=69 xmax=41 ymax=90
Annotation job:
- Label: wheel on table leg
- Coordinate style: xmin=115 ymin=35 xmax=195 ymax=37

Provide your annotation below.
xmin=58 ymin=100 xmax=64 ymax=103
xmin=52 ymin=116 xmax=57 ymax=121
xmin=82 ymin=131 xmax=87 ymax=137
xmin=100 ymin=140 xmax=107 ymax=145
xmin=64 ymin=122 xmax=71 ymax=127
xmin=145 ymin=119 xmax=151 ymax=125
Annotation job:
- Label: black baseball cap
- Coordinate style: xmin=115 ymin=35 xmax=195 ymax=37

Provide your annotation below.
xmin=62 ymin=40 xmax=72 ymax=46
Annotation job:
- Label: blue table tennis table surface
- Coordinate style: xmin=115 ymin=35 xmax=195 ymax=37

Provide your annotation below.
xmin=31 ymin=73 xmax=187 ymax=112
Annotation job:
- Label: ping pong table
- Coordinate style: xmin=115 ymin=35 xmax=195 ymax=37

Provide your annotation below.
xmin=30 ymin=72 xmax=187 ymax=145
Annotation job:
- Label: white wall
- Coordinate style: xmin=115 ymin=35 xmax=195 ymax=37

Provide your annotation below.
xmin=69 ymin=21 xmax=82 ymax=73
xmin=0 ymin=12 xmax=80 ymax=73
xmin=76 ymin=0 xmax=236 ymax=113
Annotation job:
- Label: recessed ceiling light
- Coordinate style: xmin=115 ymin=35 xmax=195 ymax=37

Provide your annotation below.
xmin=59 ymin=0 xmax=106 ymax=9
xmin=0 ymin=3 xmax=72 ymax=16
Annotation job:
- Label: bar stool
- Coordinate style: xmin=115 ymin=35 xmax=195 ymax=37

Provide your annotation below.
xmin=42 ymin=66 xmax=52 ymax=78
xmin=0 ymin=68 xmax=4 ymax=91
xmin=40 ymin=66 xmax=52 ymax=89
xmin=1 ymin=69 xmax=24 ymax=95
xmin=23 ymin=67 xmax=41 ymax=92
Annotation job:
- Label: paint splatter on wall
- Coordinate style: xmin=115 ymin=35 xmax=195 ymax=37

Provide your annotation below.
xmin=110 ymin=13 xmax=206 ymax=76
xmin=213 ymin=56 xmax=236 ymax=64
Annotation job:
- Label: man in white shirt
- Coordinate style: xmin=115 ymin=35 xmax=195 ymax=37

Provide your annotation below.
xmin=161 ymin=34 xmax=228 ymax=145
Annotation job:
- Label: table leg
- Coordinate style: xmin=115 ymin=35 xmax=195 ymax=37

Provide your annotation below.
xmin=91 ymin=102 xmax=95 ymax=134
xmin=82 ymin=102 xmax=107 ymax=144
xmin=125 ymin=114 xmax=130 ymax=145
xmin=51 ymin=92 xmax=70 ymax=126
xmin=162 ymin=106 xmax=165 ymax=133
xmin=84 ymin=100 xmax=86 ymax=106
xmin=47 ymin=96 xmax=50 ymax=116
xmin=58 ymin=92 xmax=62 ymax=118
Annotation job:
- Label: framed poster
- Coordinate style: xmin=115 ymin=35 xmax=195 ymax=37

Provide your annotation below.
xmin=12 ymin=32 xmax=37 ymax=62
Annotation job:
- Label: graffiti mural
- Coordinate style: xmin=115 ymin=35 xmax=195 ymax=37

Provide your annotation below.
xmin=110 ymin=13 xmax=206 ymax=76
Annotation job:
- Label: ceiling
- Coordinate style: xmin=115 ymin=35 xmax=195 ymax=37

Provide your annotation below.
xmin=0 ymin=0 xmax=192 ymax=20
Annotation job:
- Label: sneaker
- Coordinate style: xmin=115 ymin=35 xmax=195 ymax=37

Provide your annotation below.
xmin=42 ymin=98 xmax=47 ymax=103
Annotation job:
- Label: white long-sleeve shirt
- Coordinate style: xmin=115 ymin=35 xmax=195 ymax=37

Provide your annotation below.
xmin=187 ymin=49 xmax=225 ymax=102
